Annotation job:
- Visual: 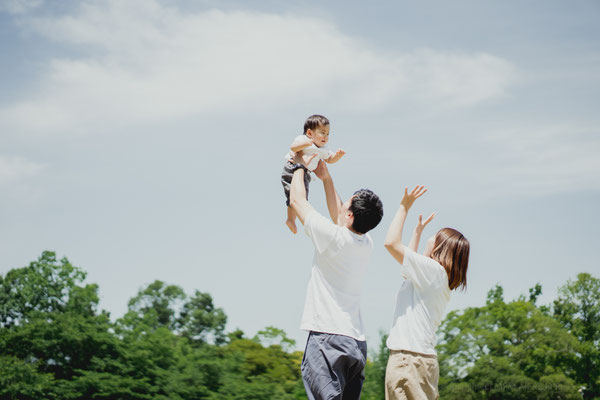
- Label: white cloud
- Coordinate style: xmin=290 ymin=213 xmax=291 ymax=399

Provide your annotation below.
xmin=0 ymin=155 xmax=45 ymax=184
xmin=478 ymin=125 xmax=600 ymax=195
xmin=399 ymin=50 xmax=516 ymax=107
xmin=0 ymin=0 xmax=42 ymax=14
xmin=0 ymin=0 xmax=517 ymax=136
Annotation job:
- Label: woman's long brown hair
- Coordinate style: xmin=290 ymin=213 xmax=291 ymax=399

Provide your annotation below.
xmin=430 ymin=228 xmax=470 ymax=291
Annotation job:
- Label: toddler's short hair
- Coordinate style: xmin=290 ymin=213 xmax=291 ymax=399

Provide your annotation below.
xmin=304 ymin=115 xmax=330 ymax=135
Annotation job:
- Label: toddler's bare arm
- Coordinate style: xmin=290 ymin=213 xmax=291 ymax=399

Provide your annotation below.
xmin=290 ymin=136 xmax=314 ymax=153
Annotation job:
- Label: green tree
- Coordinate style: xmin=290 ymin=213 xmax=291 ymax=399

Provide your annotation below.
xmin=216 ymin=329 xmax=304 ymax=400
xmin=178 ymin=290 xmax=227 ymax=345
xmin=0 ymin=251 xmax=150 ymax=399
xmin=437 ymin=284 xmax=581 ymax=400
xmin=116 ymin=281 xmax=228 ymax=399
xmin=121 ymin=281 xmax=227 ymax=346
xmin=254 ymin=326 xmax=296 ymax=352
xmin=125 ymin=280 xmax=186 ymax=330
xmin=0 ymin=252 xmax=309 ymax=399
xmin=554 ymin=273 xmax=600 ymax=399
xmin=0 ymin=355 xmax=56 ymax=399
xmin=362 ymin=332 xmax=389 ymax=400
xmin=0 ymin=251 xmax=87 ymax=327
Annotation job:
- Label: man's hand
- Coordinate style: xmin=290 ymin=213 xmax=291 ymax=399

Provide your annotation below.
xmin=313 ymin=160 xmax=341 ymax=222
xmin=400 ymin=185 xmax=427 ymax=211
xmin=313 ymin=160 xmax=331 ymax=181
xmin=327 ymin=149 xmax=346 ymax=164
xmin=415 ymin=213 xmax=435 ymax=234
xmin=289 ymin=166 xmax=315 ymax=226
xmin=302 ymin=153 xmax=318 ymax=167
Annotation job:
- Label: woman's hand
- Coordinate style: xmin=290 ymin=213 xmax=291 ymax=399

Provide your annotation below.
xmin=400 ymin=185 xmax=427 ymax=211
xmin=415 ymin=212 xmax=435 ymax=234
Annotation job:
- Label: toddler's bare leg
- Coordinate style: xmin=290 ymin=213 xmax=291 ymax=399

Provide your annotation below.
xmin=286 ymin=206 xmax=297 ymax=234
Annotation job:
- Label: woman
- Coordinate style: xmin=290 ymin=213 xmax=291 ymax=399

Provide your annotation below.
xmin=383 ymin=186 xmax=470 ymax=400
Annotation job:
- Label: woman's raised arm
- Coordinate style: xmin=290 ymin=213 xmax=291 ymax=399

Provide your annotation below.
xmin=384 ymin=186 xmax=427 ymax=264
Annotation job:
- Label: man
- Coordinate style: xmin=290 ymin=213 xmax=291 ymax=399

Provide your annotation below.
xmin=288 ymin=158 xmax=384 ymax=400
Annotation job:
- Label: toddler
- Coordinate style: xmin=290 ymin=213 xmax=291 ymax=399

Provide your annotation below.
xmin=281 ymin=114 xmax=345 ymax=233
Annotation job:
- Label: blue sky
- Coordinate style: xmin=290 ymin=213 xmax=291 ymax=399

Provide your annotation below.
xmin=1 ymin=0 xmax=599 ymax=350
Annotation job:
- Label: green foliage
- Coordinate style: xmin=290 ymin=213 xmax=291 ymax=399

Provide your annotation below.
xmin=122 ymin=281 xmax=227 ymax=347
xmin=2 ymin=251 xmax=598 ymax=399
xmin=362 ymin=331 xmax=389 ymax=400
xmin=437 ymin=282 xmax=585 ymax=399
xmin=0 ymin=355 xmax=56 ymax=399
xmin=217 ymin=332 xmax=303 ymax=400
xmin=254 ymin=326 xmax=296 ymax=352
xmin=0 ymin=251 xmax=89 ymax=327
xmin=0 ymin=251 xmax=151 ymax=399
xmin=553 ymin=273 xmax=600 ymax=399
xmin=0 ymin=252 xmax=305 ymax=399
xmin=126 ymin=280 xmax=186 ymax=330
xmin=179 ymin=290 xmax=227 ymax=345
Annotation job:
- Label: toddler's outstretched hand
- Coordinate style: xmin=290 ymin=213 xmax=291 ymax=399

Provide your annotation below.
xmin=328 ymin=149 xmax=346 ymax=164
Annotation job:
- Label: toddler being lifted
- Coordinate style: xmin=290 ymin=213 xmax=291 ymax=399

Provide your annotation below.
xmin=281 ymin=114 xmax=345 ymax=234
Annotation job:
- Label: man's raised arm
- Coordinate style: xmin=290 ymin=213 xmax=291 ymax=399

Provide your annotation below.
xmin=313 ymin=161 xmax=342 ymax=223
xmin=289 ymin=165 xmax=316 ymax=226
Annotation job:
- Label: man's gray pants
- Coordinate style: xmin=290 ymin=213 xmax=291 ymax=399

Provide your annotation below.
xmin=301 ymin=331 xmax=368 ymax=400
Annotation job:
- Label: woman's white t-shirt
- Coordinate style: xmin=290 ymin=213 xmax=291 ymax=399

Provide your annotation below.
xmin=386 ymin=248 xmax=451 ymax=355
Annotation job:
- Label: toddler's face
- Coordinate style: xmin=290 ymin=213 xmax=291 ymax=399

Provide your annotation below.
xmin=307 ymin=124 xmax=330 ymax=147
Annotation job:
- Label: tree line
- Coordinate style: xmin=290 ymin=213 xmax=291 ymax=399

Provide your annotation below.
xmin=1 ymin=251 xmax=598 ymax=399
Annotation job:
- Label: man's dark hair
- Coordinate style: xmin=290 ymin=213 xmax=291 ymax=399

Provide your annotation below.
xmin=303 ymin=115 xmax=330 ymax=135
xmin=350 ymin=189 xmax=383 ymax=234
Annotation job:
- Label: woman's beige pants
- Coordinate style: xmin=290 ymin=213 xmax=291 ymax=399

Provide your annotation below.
xmin=385 ymin=349 xmax=440 ymax=400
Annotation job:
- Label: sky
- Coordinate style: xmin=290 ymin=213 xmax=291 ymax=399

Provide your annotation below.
xmin=1 ymin=0 xmax=599 ymax=350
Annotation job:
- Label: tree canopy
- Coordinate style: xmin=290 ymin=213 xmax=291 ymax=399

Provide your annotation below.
xmin=1 ymin=251 xmax=598 ymax=399
xmin=436 ymin=276 xmax=600 ymax=399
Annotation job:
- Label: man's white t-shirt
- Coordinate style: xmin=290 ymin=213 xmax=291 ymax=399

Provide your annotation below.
xmin=284 ymin=135 xmax=333 ymax=171
xmin=386 ymin=248 xmax=451 ymax=355
xmin=300 ymin=210 xmax=373 ymax=341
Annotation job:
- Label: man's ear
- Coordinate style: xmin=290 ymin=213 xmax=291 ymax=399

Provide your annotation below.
xmin=348 ymin=214 xmax=356 ymax=230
